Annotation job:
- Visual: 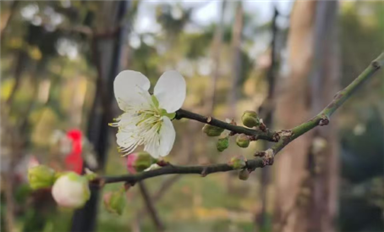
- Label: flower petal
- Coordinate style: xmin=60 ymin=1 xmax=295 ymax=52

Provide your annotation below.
xmin=154 ymin=70 xmax=186 ymax=113
xmin=114 ymin=70 xmax=151 ymax=111
xmin=144 ymin=116 xmax=175 ymax=158
xmin=116 ymin=130 xmax=140 ymax=155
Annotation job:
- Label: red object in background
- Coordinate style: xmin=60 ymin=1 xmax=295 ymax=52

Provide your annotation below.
xmin=65 ymin=129 xmax=84 ymax=174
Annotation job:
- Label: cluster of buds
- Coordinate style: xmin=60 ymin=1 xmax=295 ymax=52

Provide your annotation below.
xmin=201 ymin=110 xmax=263 ymax=153
xmin=228 ymin=156 xmax=251 ymax=181
xmin=28 ymin=165 xmax=92 ymax=209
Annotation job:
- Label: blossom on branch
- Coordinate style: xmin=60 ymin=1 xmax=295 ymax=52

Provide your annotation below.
xmin=111 ymin=70 xmax=186 ymax=158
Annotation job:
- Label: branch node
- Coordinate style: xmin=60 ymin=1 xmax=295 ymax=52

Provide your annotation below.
xmin=124 ymin=182 xmax=132 ymax=191
xmin=157 ymin=160 xmax=172 ymax=167
xmin=372 ymin=60 xmax=381 ymax=69
xmin=91 ymin=178 xmax=106 ymax=188
xmin=207 ymin=116 xmax=212 ymax=123
xmin=272 ymin=133 xmax=280 ymax=142
xmin=248 ymin=135 xmax=258 ymax=141
xmin=201 ymin=168 xmax=208 ymax=177
xmin=319 ymin=115 xmax=330 ymax=126
xmin=254 ymin=151 xmax=266 ymax=157
xmin=259 ymin=120 xmax=268 ymax=132
xmin=279 ymin=129 xmax=293 ymax=138
xmin=262 ymin=149 xmax=275 ymax=166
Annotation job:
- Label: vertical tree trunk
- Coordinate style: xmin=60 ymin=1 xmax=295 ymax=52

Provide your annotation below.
xmin=228 ymin=1 xmax=244 ymax=118
xmin=206 ymin=0 xmax=226 ymax=114
xmin=225 ymin=0 xmax=244 ymax=193
xmin=70 ymin=1 xmax=130 ymax=232
xmin=256 ymin=7 xmax=279 ymax=232
xmin=273 ymin=1 xmax=339 ymax=232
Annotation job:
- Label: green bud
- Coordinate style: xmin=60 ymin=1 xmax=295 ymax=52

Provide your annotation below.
xmin=103 ymin=187 xmax=127 ymax=215
xmin=134 ymin=152 xmax=156 ymax=172
xmin=202 ymin=124 xmax=224 ymax=137
xmin=28 ymin=165 xmax=56 ymax=190
xmin=228 ymin=155 xmax=246 ymax=169
xmin=238 ymin=169 xmax=250 ymax=181
xmin=236 ymin=134 xmax=250 ymax=148
xmin=241 ymin=111 xmax=260 ymax=128
xmin=217 ymin=137 xmax=229 ymax=152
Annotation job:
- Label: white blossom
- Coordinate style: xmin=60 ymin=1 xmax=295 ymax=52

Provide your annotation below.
xmin=111 ymin=70 xmax=186 ymax=158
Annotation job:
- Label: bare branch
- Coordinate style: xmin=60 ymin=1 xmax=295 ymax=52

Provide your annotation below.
xmin=175 ymin=109 xmax=278 ymax=142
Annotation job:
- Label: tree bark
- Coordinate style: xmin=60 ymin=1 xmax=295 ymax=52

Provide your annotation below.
xmin=273 ymin=1 xmax=339 ymax=232
xmin=256 ymin=7 xmax=279 ymax=232
xmin=70 ymin=1 xmax=130 ymax=232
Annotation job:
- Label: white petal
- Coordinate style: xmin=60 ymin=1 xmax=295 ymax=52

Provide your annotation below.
xmin=144 ymin=116 xmax=175 ymax=158
xmin=114 ymin=70 xmax=151 ymax=111
xmin=153 ymin=70 xmax=186 ymax=113
xmin=116 ymin=130 xmax=140 ymax=154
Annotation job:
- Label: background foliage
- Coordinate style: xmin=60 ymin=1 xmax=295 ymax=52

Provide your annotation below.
xmin=0 ymin=1 xmax=383 ymax=232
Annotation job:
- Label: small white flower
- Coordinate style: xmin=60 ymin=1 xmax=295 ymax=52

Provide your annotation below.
xmin=111 ymin=70 xmax=186 ymax=158
xmin=51 ymin=172 xmax=90 ymax=209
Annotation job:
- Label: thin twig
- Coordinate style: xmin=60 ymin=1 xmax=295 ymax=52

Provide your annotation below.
xmin=272 ymin=51 xmax=384 ymax=155
xmin=138 ymin=182 xmax=165 ymax=232
xmin=175 ymin=109 xmax=278 ymax=141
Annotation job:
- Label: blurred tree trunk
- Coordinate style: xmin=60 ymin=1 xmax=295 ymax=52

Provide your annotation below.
xmin=273 ymin=1 xmax=339 ymax=232
xmin=228 ymin=1 xmax=243 ymax=118
xmin=0 ymin=0 xmax=19 ymax=40
xmin=256 ymin=7 xmax=279 ymax=232
xmin=206 ymin=0 xmax=226 ymax=114
xmin=70 ymin=1 xmax=130 ymax=232
xmin=226 ymin=0 xmax=243 ymax=193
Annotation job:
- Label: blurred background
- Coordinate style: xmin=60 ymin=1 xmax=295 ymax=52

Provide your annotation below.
xmin=1 ymin=1 xmax=383 ymax=232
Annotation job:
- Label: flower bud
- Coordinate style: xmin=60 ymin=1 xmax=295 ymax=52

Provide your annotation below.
xmin=228 ymin=155 xmax=246 ymax=169
xmin=28 ymin=165 xmax=55 ymax=190
xmin=103 ymin=188 xmax=126 ymax=215
xmin=241 ymin=111 xmax=260 ymax=128
xmin=126 ymin=152 xmax=155 ymax=173
xmin=202 ymin=124 xmax=224 ymax=137
xmin=238 ymin=169 xmax=250 ymax=181
xmin=217 ymin=137 xmax=229 ymax=152
xmin=51 ymin=172 xmax=90 ymax=209
xmin=236 ymin=135 xmax=250 ymax=148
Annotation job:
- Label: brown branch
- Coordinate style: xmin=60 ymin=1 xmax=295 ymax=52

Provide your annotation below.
xmin=95 ymin=158 xmax=265 ymax=185
xmin=175 ymin=109 xmax=278 ymax=142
